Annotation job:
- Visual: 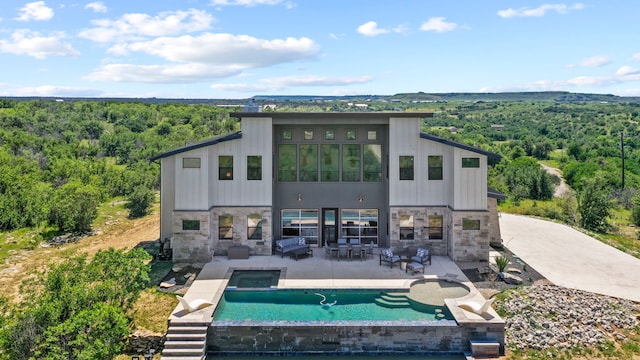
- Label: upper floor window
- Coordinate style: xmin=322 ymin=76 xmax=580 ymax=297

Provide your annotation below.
xmin=342 ymin=144 xmax=361 ymax=182
xmin=363 ymin=144 xmax=382 ymax=182
xmin=321 ymin=144 xmax=339 ymax=181
xmin=300 ymin=144 xmax=318 ymax=182
xmin=399 ymin=156 xmax=414 ymax=180
xmin=346 ymin=129 xmax=356 ymax=140
xmin=428 ymin=155 xmax=443 ymax=180
xmin=219 ymin=155 xmax=233 ymax=180
xmin=278 ymin=144 xmax=297 ymax=182
xmin=462 ymin=157 xmax=480 ymax=168
xmin=304 ymin=130 xmax=314 ymax=140
xmin=282 ymin=129 xmax=292 ymax=140
xmin=182 ymin=157 xmax=201 ymax=168
xmin=247 ymin=155 xmax=262 ymax=180
xmin=325 ymin=130 xmax=335 ymax=140
xmin=367 ymin=131 xmax=377 ymax=140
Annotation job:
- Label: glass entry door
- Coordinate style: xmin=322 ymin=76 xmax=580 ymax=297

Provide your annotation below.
xmin=322 ymin=208 xmax=338 ymax=247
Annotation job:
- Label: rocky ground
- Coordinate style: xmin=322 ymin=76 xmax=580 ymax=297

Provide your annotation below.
xmin=458 ymin=246 xmax=640 ymax=357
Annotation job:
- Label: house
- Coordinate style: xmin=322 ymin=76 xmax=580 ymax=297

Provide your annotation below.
xmin=151 ymin=112 xmax=503 ymax=263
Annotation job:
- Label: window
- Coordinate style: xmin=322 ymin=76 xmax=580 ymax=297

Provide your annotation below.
xmin=367 ymin=130 xmax=377 ymax=140
xmin=341 ymin=209 xmax=378 ymax=244
xmin=399 ymin=156 xmax=414 ymax=180
xmin=299 ymin=144 xmax=318 ymax=181
xmin=462 ymin=157 xmax=480 ymax=168
xmin=182 ymin=158 xmax=201 ymax=168
xmin=399 ymin=215 xmax=414 ymax=240
xmin=363 ymin=144 xmax=382 ymax=182
xmin=248 ymin=214 xmax=262 ymax=240
xmin=346 ymin=130 xmax=356 ymax=140
xmin=219 ymin=156 xmax=233 ymax=180
xmin=462 ymin=219 xmax=480 ymax=230
xmin=428 ymin=155 xmax=443 ymax=180
xmin=219 ymin=215 xmax=233 ymax=240
xmin=304 ymin=130 xmax=313 ymax=140
xmin=247 ymin=155 xmax=262 ymax=180
xmin=281 ymin=209 xmax=319 ymax=244
xmin=342 ymin=144 xmax=361 ymax=181
xmin=182 ymin=219 xmax=200 ymax=231
xmin=282 ymin=129 xmax=292 ymax=140
xmin=321 ymin=144 xmax=339 ymax=181
xmin=325 ymin=130 xmax=335 ymax=140
xmin=278 ymin=144 xmax=297 ymax=181
xmin=428 ymin=215 xmax=443 ymax=239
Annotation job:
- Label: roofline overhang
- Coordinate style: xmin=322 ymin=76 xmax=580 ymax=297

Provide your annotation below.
xmin=230 ymin=111 xmax=434 ymax=120
xmin=149 ymin=131 xmax=242 ymax=161
xmin=420 ymin=133 xmax=502 ymax=160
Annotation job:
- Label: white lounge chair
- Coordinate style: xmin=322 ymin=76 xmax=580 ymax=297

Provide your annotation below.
xmin=457 ymin=297 xmax=495 ymax=315
xmin=176 ymin=295 xmax=213 ymax=313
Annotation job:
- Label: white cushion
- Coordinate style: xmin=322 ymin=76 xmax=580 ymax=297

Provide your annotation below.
xmin=382 ymin=248 xmax=393 ymax=257
xmin=298 ymin=237 xmax=306 ymax=245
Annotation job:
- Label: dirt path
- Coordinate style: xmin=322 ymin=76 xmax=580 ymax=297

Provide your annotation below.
xmin=0 ymin=209 xmax=160 ymax=301
xmin=541 ymin=163 xmax=571 ymax=197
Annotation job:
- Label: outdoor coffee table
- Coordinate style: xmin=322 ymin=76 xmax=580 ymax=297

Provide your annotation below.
xmin=290 ymin=247 xmax=313 ymax=261
xmin=406 ymin=261 xmax=425 ymax=274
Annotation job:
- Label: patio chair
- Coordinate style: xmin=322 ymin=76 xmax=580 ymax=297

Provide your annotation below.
xmin=338 ymin=245 xmax=349 ymax=261
xmin=364 ymin=241 xmax=375 ymax=259
xmin=411 ymin=247 xmax=431 ymax=266
xmin=351 ymin=244 xmax=364 ymax=261
xmin=176 ymin=295 xmax=213 ymax=313
xmin=379 ymin=248 xmax=400 ymax=268
xmin=457 ymin=298 xmax=495 ymax=315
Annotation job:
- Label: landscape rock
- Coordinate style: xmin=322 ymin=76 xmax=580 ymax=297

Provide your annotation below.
xmin=500 ymin=272 xmax=523 ymax=284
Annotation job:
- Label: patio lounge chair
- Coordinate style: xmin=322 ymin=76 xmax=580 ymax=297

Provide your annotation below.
xmin=379 ymin=248 xmax=401 ymax=268
xmin=457 ymin=297 xmax=495 ymax=315
xmin=176 ymin=295 xmax=213 ymax=313
xmin=411 ymin=247 xmax=431 ymax=266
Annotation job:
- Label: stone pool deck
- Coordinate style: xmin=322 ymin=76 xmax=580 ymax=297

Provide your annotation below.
xmin=167 ymin=249 xmax=505 ymax=357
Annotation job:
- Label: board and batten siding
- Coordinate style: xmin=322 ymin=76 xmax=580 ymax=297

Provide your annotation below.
xmin=159 ymin=157 xmax=176 ymax=242
xmin=175 ymin=148 xmax=209 ymax=210
xmin=388 ymin=116 xmax=421 ymax=206
xmin=208 ymin=117 xmax=273 ymax=207
xmin=417 ymin=139 xmax=454 ymax=206
xmin=453 ymin=148 xmax=487 ymax=210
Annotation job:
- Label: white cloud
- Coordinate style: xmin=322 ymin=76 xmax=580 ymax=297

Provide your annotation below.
xmin=85 ymin=2 xmax=107 ymax=13
xmin=567 ymin=55 xmax=611 ymax=68
xmin=633 ymin=53 xmax=640 ymax=61
xmin=616 ymin=65 xmax=640 ymax=76
xmin=78 ymin=9 xmax=214 ymax=43
xmin=210 ymin=0 xmax=282 ymax=6
xmin=211 ymin=74 xmax=374 ymax=92
xmin=0 ymin=29 xmax=79 ymax=59
xmin=118 ymin=33 xmax=319 ymax=66
xmin=498 ymin=3 xmax=584 ymax=18
xmin=420 ymin=17 xmax=458 ymax=33
xmin=357 ymin=21 xmax=389 ymax=37
xmin=9 ymin=85 xmax=102 ymax=97
xmin=15 ymin=1 xmax=54 ymax=21
xmin=84 ymin=63 xmax=247 ymax=83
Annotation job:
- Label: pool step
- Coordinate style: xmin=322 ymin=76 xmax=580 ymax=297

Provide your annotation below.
xmin=161 ymin=322 xmax=208 ymax=360
xmin=374 ymin=293 xmax=411 ymax=308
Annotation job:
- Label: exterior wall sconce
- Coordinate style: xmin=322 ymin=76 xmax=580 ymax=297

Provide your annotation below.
xmin=357 ymin=194 xmax=364 ymax=203
xmin=297 ymin=193 xmax=302 ymax=202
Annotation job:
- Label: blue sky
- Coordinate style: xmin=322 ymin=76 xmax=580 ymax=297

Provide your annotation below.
xmin=1 ymin=0 xmax=639 ymax=99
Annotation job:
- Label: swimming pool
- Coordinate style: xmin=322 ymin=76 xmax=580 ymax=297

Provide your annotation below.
xmin=226 ymin=269 xmax=281 ymax=288
xmin=212 ymin=288 xmax=453 ymax=322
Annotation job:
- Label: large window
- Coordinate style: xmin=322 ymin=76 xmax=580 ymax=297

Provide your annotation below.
xmin=219 ymin=156 xmax=233 ymax=180
xmin=342 ymin=144 xmax=361 ymax=182
xmin=462 ymin=157 xmax=480 ymax=168
xmin=278 ymin=144 xmax=297 ymax=181
xmin=247 ymin=155 xmax=262 ymax=180
xmin=399 ymin=156 xmax=414 ymax=180
xmin=248 ymin=214 xmax=262 ymax=240
xmin=363 ymin=144 xmax=382 ymax=182
xmin=299 ymin=144 xmax=318 ymax=182
xmin=428 ymin=155 xmax=443 ymax=180
xmin=281 ymin=209 xmax=318 ymax=244
xmin=399 ymin=215 xmax=414 ymax=239
xmin=321 ymin=144 xmax=339 ymax=181
xmin=428 ymin=215 xmax=443 ymax=239
xmin=219 ymin=215 xmax=233 ymax=240
xmin=341 ymin=209 xmax=378 ymax=244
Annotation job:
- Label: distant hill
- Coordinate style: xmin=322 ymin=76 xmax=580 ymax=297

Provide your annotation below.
xmin=3 ymin=91 xmax=640 ymax=104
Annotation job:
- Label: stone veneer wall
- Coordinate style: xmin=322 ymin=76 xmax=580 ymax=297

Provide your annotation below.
xmin=487 ymin=198 xmax=501 ymax=245
xmin=210 ymin=207 xmax=272 ymax=256
xmin=171 ymin=210 xmax=211 ymax=262
xmin=207 ymin=321 xmax=504 ymax=355
xmin=388 ymin=207 xmax=449 ymax=256
xmin=450 ymin=210 xmax=491 ymax=262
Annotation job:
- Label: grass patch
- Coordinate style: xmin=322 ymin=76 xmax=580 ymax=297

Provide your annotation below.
xmin=149 ymin=260 xmax=173 ymax=286
xmin=129 ymin=288 xmax=176 ymax=334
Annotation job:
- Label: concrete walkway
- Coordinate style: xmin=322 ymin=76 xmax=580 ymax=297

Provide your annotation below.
xmin=500 ymin=213 xmax=640 ymax=302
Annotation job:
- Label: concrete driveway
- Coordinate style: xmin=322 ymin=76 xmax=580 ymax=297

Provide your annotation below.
xmin=500 ymin=213 xmax=640 ymax=302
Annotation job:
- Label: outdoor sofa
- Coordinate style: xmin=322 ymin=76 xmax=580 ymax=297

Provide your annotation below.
xmin=275 ymin=237 xmax=310 ymax=258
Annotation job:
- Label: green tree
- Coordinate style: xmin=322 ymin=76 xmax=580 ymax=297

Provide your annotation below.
xmin=49 ymin=181 xmax=101 ymax=233
xmin=125 ymin=186 xmax=155 ymax=219
xmin=631 ymin=195 xmax=640 ymax=226
xmin=578 ymin=174 xmax=612 ymax=232
xmin=503 ymin=157 xmax=554 ymax=201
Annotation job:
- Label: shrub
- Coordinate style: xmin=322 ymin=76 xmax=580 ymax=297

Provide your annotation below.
xmin=495 ymin=256 xmax=510 ymax=272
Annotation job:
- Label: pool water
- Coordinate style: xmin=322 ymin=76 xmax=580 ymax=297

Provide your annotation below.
xmin=226 ymin=270 xmax=280 ymax=288
xmin=212 ymin=289 xmax=453 ymax=321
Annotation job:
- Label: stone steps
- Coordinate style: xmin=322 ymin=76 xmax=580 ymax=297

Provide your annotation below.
xmin=374 ymin=293 xmax=411 ymax=308
xmin=161 ymin=322 xmax=207 ymax=360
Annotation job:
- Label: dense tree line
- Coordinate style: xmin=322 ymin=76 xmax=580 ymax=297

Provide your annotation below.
xmin=0 ymin=99 xmax=239 ymax=232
